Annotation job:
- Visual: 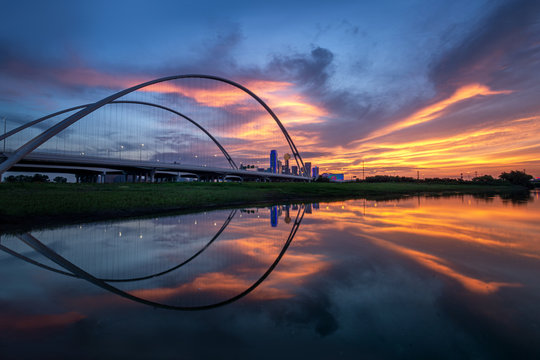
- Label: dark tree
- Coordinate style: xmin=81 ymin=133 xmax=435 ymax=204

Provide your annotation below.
xmin=31 ymin=174 xmax=50 ymax=183
xmin=499 ymin=170 xmax=533 ymax=188
xmin=472 ymin=175 xmax=499 ymax=184
xmin=4 ymin=175 xmax=18 ymax=183
xmin=53 ymin=176 xmax=68 ymax=183
xmin=3 ymin=174 xmax=50 ymax=183
xmin=314 ymin=175 xmax=330 ymax=182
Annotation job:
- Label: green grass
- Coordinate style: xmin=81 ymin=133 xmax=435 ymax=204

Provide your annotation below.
xmin=0 ymin=181 xmax=524 ymax=223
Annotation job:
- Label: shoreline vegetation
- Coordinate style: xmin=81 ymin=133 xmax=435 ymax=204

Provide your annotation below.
xmin=0 ymin=181 xmax=531 ymax=233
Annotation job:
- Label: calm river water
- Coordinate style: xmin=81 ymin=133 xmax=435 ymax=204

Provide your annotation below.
xmin=1 ymin=192 xmax=540 ymax=359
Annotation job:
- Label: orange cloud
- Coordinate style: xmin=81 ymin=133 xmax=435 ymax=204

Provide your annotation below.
xmin=131 ymin=272 xmax=294 ymax=302
xmin=360 ymin=83 xmax=512 ymax=142
xmin=368 ymin=236 xmax=521 ymax=294
xmin=307 ymin=197 xmax=539 ymax=294
xmin=312 ymin=114 xmax=540 ymax=177
xmin=38 ymin=67 xmax=540 ymax=177
xmin=0 ymin=311 xmax=86 ymax=331
xmin=292 ymin=83 xmax=539 ymax=177
xmin=126 ymin=250 xmax=327 ymax=304
xmin=57 ymin=67 xmax=145 ymax=90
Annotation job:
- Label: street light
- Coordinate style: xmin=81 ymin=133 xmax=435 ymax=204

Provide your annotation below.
xmin=2 ymin=117 xmax=6 ymax=153
xmin=120 ymin=145 xmax=124 ymax=160
xmin=139 ymin=143 xmax=144 ymax=161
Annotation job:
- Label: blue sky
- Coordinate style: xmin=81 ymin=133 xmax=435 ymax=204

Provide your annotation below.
xmin=1 ymin=0 xmax=539 ymax=177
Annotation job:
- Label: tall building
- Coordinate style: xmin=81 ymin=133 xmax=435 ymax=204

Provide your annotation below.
xmin=291 ymin=166 xmax=298 ymax=175
xmin=283 ymin=153 xmax=290 ymax=174
xmin=270 ymin=150 xmax=277 ymax=173
xmin=270 ymin=206 xmax=278 ymax=227
xmin=277 ymin=160 xmax=282 ymax=174
xmin=304 ymin=162 xmax=312 ymax=177
xmin=312 ymin=166 xmax=319 ymax=178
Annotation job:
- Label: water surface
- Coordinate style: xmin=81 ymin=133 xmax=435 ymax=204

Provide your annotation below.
xmin=1 ymin=192 xmax=539 ymax=359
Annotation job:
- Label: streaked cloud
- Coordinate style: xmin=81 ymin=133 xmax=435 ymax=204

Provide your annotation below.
xmin=1 ymin=0 xmax=539 ymax=177
xmin=358 ymin=84 xmax=512 ymax=142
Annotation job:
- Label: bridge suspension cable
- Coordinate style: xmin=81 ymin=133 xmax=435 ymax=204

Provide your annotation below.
xmin=0 ymin=74 xmax=307 ymax=179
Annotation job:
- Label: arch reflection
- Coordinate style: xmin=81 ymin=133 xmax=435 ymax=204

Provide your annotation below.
xmin=1 ymin=205 xmax=305 ymax=310
xmin=0 ymin=210 xmax=237 ymax=282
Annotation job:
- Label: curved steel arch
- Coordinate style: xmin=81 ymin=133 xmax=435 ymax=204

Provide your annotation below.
xmin=6 ymin=206 xmax=305 ymax=311
xmin=2 ymin=210 xmax=237 ymax=283
xmin=0 ymin=104 xmax=89 ymax=142
xmin=0 ymin=74 xmax=306 ymax=176
xmin=1 ymin=100 xmax=238 ymax=170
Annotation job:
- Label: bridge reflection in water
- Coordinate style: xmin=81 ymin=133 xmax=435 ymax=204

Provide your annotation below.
xmin=2 ymin=196 xmax=540 ymax=358
xmin=0 ymin=204 xmax=307 ymax=310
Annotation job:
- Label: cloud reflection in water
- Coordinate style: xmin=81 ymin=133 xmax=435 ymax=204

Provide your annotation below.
xmin=1 ymin=194 xmax=540 ymax=358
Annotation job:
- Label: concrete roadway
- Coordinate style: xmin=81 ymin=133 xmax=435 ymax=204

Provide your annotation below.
xmin=0 ymin=152 xmax=310 ymax=182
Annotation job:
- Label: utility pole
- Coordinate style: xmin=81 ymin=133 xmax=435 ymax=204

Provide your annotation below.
xmin=362 ymin=160 xmax=365 ymax=180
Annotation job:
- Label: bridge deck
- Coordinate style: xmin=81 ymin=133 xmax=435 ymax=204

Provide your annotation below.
xmin=1 ymin=152 xmax=310 ymax=181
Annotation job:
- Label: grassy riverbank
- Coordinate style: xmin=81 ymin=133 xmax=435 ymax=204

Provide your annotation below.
xmin=0 ymin=181 xmax=527 ymax=231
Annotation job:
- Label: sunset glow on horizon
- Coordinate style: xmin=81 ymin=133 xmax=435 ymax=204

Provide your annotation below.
xmin=1 ymin=0 xmax=539 ymax=178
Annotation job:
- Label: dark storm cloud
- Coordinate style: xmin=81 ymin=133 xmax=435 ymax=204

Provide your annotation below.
xmin=268 ymin=46 xmax=371 ymax=116
xmin=279 ymin=0 xmax=540 ymax=150
xmin=1 ymin=26 xmax=364 ymax=138
xmin=264 ymin=47 xmax=378 ymax=146
xmin=270 ymin=296 xmax=339 ymax=337
xmin=429 ymin=0 xmax=540 ymax=94
xmin=0 ymin=25 xmax=251 ymax=99
xmin=2 ymin=2 xmax=538 ymax=155
xmin=355 ymin=0 xmax=540 ymax=149
xmin=0 ymin=42 xmax=123 ymax=108
xmin=268 ymin=47 xmax=334 ymax=88
xmin=0 ymin=41 xmax=65 ymax=84
xmin=139 ymin=24 xmax=249 ymax=78
xmin=308 ymin=0 xmax=540 ymax=149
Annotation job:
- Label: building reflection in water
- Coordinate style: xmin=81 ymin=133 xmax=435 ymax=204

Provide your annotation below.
xmin=0 ymin=203 xmax=322 ymax=310
xmin=1 ymin=194 xmax=540 ymax=358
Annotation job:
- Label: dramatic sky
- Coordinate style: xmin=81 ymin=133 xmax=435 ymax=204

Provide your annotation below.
xmin=1 ymin=0 xmax=539 ymax=178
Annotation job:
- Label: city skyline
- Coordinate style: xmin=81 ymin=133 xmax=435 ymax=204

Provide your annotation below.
xmin=1 ymin=0 xmax=539 ymax=178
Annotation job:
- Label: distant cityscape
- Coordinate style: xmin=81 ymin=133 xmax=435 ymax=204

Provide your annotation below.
xmin=240 ymin=149 xmax=343 ymax=180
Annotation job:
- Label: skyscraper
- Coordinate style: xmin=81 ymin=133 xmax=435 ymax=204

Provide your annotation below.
xmin=270 ymin=150 xmax=277 ymax=173
xmin=270 ymin=206 xmax=278 ymax=227
xmin=304 ymin=162 xmax=311 ymax=177
xmin=312 ymin=166 xmax=319 ymax=178
xmin=283 ymin=153 xmax=290 ymax=174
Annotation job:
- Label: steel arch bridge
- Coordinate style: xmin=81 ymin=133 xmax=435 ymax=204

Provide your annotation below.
xmin=0 ymin=74 xmax=309 ymax=182
xmin=0 ymin=205 xmax=306 ymax=310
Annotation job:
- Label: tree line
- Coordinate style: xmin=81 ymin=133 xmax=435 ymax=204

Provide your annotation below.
xmin=316 ymin=170 xmax=535 ymax=188
xmin=3 ymin=174 xmax=67 ymax=183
